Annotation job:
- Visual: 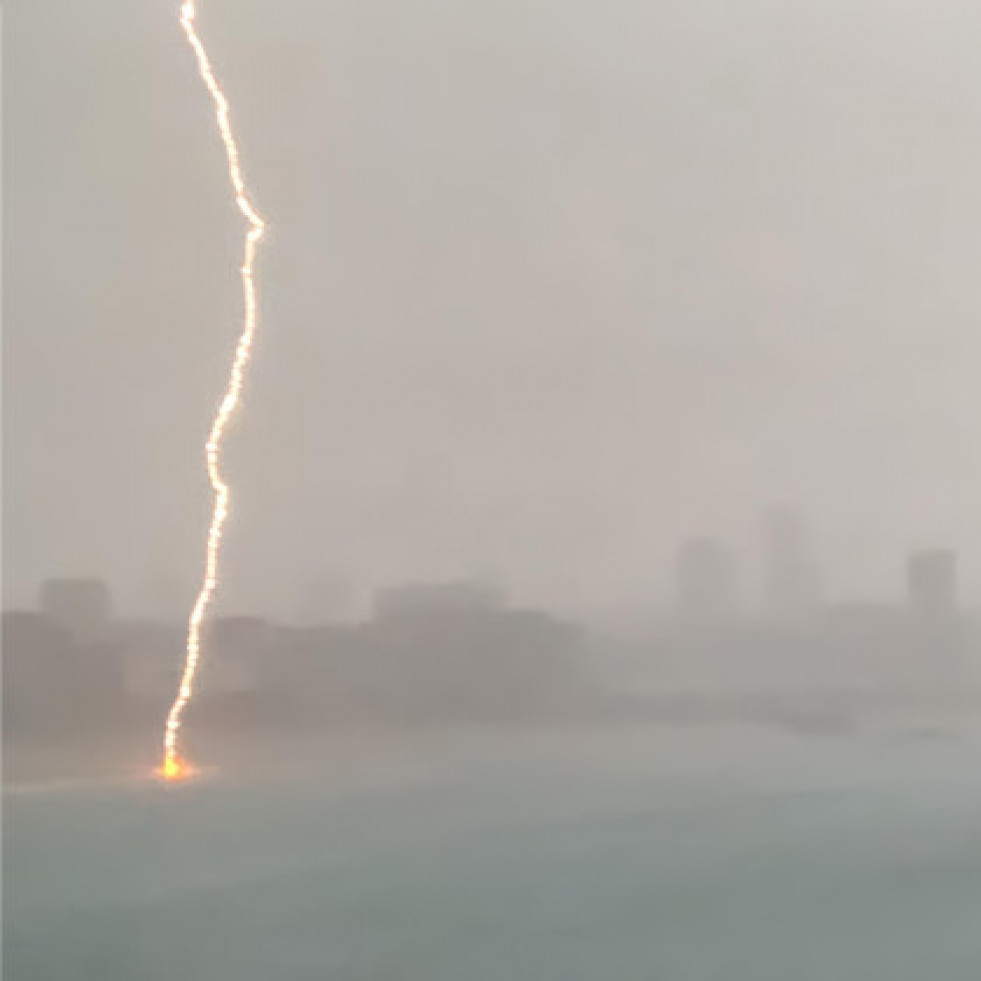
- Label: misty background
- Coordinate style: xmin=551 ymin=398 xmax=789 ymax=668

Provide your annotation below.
xmin=6 ymin=0 xmax=981 ymax=622
xmin=6 ymin=7 xmax=981 ymax=980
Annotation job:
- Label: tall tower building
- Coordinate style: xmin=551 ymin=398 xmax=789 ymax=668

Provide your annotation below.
xmin=761 ymin=507 xmax=820 ymax=618
xmin=675 ymin=538 xmax=737 ymax=621
xmin=907 ymin=549 xmax=957 ymax=619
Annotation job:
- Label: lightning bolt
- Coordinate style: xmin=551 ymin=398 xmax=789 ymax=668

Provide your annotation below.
xmin=161 ymin=1 xmax=266 ymax=781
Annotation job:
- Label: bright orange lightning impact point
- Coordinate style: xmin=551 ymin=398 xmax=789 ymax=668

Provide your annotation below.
xmin=161 ymin=0 xmax=266 ymax=782
xmin=157 ymin=754 xmax=197 ymax=784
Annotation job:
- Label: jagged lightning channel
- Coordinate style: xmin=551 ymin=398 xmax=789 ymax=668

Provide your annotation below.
xmin=161 ymin=0 xmax=266 ymax=780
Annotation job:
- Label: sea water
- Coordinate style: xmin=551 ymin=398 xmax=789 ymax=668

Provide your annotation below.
xmin=5 ymin=724 xmax=981 ymax=980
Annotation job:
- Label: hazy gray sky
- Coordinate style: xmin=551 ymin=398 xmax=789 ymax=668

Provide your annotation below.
xmin=5 ymin=0 xmax=980 ymax=618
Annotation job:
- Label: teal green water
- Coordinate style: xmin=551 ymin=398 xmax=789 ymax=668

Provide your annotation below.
xmin=5 ymin=729 xmax=981 ymax=980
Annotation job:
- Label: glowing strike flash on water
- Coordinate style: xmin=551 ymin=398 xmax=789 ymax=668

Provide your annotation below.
xmin=161 ymin=0 xmax=266 ymax=781
xmin=156 ymin=755 xmax=198 ymax=784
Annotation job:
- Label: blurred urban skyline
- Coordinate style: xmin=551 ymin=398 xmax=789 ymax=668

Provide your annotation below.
xmin=7 ymin=0 xmax=980 ymax=617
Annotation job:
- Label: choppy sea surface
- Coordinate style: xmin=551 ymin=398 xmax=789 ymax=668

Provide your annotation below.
xmin=5 ymin=723 xmax=981 ymax=980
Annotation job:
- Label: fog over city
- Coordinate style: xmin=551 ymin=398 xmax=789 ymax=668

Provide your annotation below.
xmin=5 ymin=3 xmax=981 ymax=980
xmin=7 ymin=0 xmax=981 ymax=621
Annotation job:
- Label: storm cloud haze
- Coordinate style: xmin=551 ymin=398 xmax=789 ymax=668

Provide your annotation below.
xmin=6 ymin=0 xmax=980 ymax=618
